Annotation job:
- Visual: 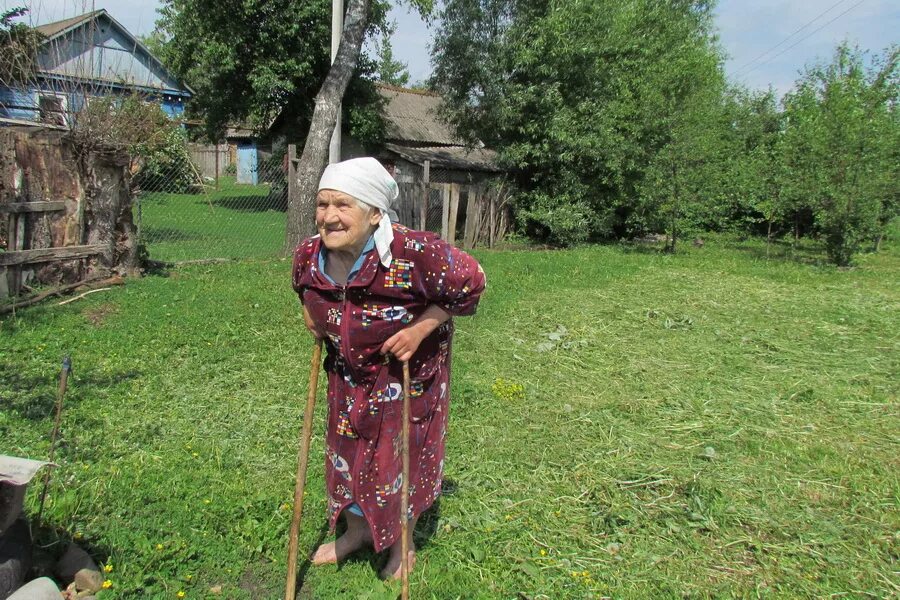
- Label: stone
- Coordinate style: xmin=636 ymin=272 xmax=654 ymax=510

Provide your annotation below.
xmin=5 ymin=577 xmax=61 ymax=600
xmin=54 ymin=545 xmax=101 ymax=593
xmin=0 ymin=486 xmax=26 ymax=539
xmin=0 ymin=519 xmax=32 ymax=600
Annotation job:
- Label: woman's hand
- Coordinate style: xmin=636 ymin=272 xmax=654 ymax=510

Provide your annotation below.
xmin=380 ymin=327 xmax=425 ymax=363
xmin=380 ymin=305 xmax=452 ymax=362
xmin=302 ymin=304 xmax=324 ymax=340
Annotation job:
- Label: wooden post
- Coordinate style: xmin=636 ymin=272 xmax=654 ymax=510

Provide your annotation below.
xmin=462 ymin=186 xmax=477 ymax=249
xmin=489 ymin=192 xmax=496 ymax=249
xmin=448 ymin=183 xmax=460 ymax=246
xmin=441 ymin=183 xmax=450 ymax=240
xmin=420 ymin=160 xmax=430 ymax=231
xmin=214 ymin=142 xmax=220 ymax=190
xmin=288 ymin=144 xmax=298 ymax=214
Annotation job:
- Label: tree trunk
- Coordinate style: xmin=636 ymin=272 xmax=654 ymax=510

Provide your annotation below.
xmin=284 ymin=0 xmax=372 ymax=254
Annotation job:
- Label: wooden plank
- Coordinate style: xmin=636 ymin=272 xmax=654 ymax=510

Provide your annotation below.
xmin=441 ymin=184 xmax=450 ymax=240
xmin=463 ymin=186 xmax=477 ymax=249
xmin=489 ymin=192 xmax=496 ymax=248
xmin=0 ymin=201 xmax=67 ymax=214
xmin=0 ymin=244 xmax=106 ymax=267
xmin=420 ymin=160 xmax=430 ymax=231
xmin=448 ymin=183 xmax=460 ymax=246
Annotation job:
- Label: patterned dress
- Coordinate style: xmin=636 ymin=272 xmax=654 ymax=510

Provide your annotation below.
xmin=292 ymin=224 xmax=486 ymax=551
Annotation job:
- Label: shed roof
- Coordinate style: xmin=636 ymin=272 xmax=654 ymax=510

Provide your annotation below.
xmin=377 ymin=84 xmax=463 ymax=146
xmin=385 ymin=143 xmax=501 ymax=173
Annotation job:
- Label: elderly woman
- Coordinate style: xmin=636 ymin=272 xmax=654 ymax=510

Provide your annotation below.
xmin=291 ymin=157 xmax=485 ymax=578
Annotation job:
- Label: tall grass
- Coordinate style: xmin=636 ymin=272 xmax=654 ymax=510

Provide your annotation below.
xmin=1 ymin=237 xmax=897 ymax=598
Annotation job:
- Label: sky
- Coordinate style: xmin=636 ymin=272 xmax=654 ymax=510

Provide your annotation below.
xmin=13 ymin=0 xmax=900 ymax=97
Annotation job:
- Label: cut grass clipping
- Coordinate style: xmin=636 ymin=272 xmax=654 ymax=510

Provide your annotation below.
xmin=1 ymin=235 xmax=898 ymax=598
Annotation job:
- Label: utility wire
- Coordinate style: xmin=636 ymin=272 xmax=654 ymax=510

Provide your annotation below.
xmin=734 ymin=0 xmax=848 ymax=76
xmin=737 ymin=0 xmax=866 ymax=80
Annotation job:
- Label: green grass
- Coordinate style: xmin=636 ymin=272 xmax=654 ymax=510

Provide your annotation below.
xmin=1 ymin=237 xmax=898 ymax=599
xmin=138 ymin=176 xmax=286 ymax=262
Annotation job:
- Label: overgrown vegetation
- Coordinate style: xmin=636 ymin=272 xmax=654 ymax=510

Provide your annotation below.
xmin=431 ymin=1 xmax=899 ymax=265
xmin=0 ymin=7 xmax=44 ymax=84
xmin=71 ymin=94 xmax=198 ymax=194
xmin=1 ymin=238 xmax=897 ymax=597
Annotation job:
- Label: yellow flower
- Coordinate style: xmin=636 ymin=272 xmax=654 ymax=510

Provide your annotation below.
xmin=156 ymin=544 xmax=164 ymax=550
xmin=103 ymin=564 xmax=113 ymax=573
xmin=185 ymin=575 xmax=192 ymax=582
xmin=203 ymin=499 xmax=211 ymax=504
xmin=73 ymin=532 xmax=83 ymax=540
xmin=582 ymin=570 xmax=590 ymax=577
xmin=102 ymin=580 xmax=113 ymax=589
xmin=539 ymin=549 xmax=547 ymax=556
xmin=571 ymin=571 xmax=579 ymax=578
xmin=505 ymin=514 xmax=513 ymax=521
xmin=281 ymin=503 xmax=291 ymax=511
xmin=177 ymin=591 xmax=186 ymax=599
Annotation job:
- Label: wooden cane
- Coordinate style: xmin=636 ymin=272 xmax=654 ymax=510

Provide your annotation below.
xmin=284 ymin=338 xmax=323 ymax=600
xmin=37 ymin=356 xmax=71 ymax=523
xmin=400 ymin=360 xmax=411 ymax=600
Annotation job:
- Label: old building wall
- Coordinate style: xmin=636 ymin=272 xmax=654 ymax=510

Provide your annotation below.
xmin=0 ymin=125 xmax=137 ymax=298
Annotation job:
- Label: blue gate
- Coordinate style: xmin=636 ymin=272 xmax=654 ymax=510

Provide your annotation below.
xmin=236 ymin=142 xmax=258 ymax=184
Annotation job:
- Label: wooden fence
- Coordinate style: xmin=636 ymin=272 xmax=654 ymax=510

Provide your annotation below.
xmin=187 ymin=143 xmax=232 ymax=179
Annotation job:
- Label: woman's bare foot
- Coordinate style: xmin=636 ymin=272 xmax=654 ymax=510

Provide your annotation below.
xmin=380 ymin=541 xmax=416 ymax=580
xmin=312 ymin=513 xmax=372 ymax=565
xmin=379 ymin=516 xmax=419 ymax=580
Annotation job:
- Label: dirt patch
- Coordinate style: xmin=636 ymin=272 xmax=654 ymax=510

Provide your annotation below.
xmin=83 ymin=303 xmax=118 ymax=327
xmin=239 ymin=558 xmax=281 ymax=599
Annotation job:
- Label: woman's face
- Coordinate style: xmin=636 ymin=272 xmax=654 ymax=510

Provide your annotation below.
xmin=316 ymin=189 xmax=381 ymax=254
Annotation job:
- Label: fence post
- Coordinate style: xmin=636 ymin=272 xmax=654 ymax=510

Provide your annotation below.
xmin=288 ymin=144 xmax=297 ymax=213
xmin=420 ymin=160 xmax=430 ymax=231
xmin=441 ymin=184 xmax=450 ymax=240
xmin=215 ymin=141 xmax=220 ymax=190
xmin=448 ymin=183 xmax=460 ymax=247
xmin=489 ymin=190 xmax=496 ymax=249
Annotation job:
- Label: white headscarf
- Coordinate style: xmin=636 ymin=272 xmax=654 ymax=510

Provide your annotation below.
xmin=318 ymin=157 xmax=400 ymax=268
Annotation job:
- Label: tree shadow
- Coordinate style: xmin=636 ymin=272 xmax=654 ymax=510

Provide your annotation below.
xmin=723 ymin=238 xmax=828 ymax=266
xmin=0 ymin=361 xmax=141 ymax=422
xmin=211 ymin=191 xmax=287 ymax=213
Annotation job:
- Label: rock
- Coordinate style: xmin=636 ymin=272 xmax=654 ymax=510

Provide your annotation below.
xmin=0 ymin=485 xmax=27 ymax=537
xmin=0 ymin=519 xmax=33 ymax=600
xmin=5 ymin=577 xmax=61 ymax=600
xmin=54 ymin=545 xmax=101 ymax=593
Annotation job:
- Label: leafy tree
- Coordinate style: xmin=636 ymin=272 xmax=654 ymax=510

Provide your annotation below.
xmin=781 ymin=43 xmax=898 ymax=265
xmin=154 ymin=0 xmax=392 ymax=142
xmin=375 ymin=26 xmax=410 ymax=86
xmin=0 ymin=7 xmax=45 ymax=84
xmin=431 ymin=0 xmax=727 ymax=246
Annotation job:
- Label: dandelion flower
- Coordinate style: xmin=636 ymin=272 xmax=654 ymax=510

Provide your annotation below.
xmin=102 ymin=580 xmax=112 ymax=589
xmin=539 ymin=549 xmax=547 ymax=557
xmin=156 ymin=543 xmax=164 ymax=550
xmin=177 ymin=591 xmax=186 ymax=599
xmin=103 ymin=564 xmax=113 ymax=573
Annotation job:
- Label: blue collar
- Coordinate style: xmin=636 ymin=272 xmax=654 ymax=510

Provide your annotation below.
xmin=318 ymin=235 xmax=376 ymax=285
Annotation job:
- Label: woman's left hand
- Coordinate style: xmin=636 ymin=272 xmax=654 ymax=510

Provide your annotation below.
xmin=381 ymin=327 xmax=425 ymax=363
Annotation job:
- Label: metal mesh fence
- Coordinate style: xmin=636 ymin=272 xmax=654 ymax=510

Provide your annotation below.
xmin=134 ymin=143 xmax=288 ymax=263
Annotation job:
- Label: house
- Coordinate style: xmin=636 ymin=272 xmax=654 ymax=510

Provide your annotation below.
xmin=346 ymin=84 xmax=506 ymax=247
xmin=0 ymin=9 xmax=192 ymax=126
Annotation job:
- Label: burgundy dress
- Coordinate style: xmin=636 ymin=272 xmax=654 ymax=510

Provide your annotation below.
xmin=292 ymin=224 xmax=486 ymax=551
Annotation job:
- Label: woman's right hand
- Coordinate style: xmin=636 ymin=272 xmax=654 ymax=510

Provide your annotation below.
xmin=302 ymin=304 xmax=324 ymax=340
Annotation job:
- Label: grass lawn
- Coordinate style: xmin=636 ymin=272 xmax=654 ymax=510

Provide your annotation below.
xmin=138 ymin=176 xmax=286 ymax=263
xmin=1 ymin=236 xmax=897 ymax=599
